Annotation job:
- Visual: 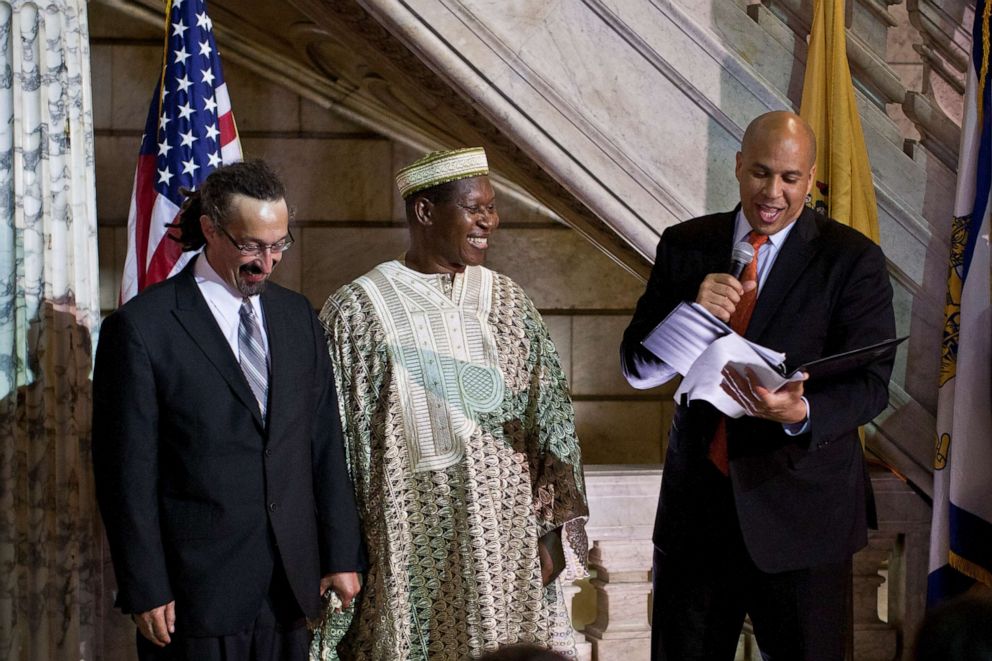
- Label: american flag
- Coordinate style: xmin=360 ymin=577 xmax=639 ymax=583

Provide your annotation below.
xmin=120 ymin=0 xmax=242 ymax=303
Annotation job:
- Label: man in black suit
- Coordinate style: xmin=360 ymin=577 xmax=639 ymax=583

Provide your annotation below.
xmin=92 ymin=160 xmax=364 ymax=661
xmin=621 ymin=112 xmax=895 ymax=660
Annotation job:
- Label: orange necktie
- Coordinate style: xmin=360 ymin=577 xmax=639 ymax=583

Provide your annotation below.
xmin=708 ymin=232 xmax=769 ymax=475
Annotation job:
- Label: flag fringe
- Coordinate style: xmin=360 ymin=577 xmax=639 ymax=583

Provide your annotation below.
xmin=978 ymin=1 xmax=990 ymax=126
xmin=949 ymin=550 xmax=992 ymax=588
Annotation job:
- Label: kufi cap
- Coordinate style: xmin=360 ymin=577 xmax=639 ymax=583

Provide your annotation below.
xmin=395 ymin=147 xmax=489 ymax=199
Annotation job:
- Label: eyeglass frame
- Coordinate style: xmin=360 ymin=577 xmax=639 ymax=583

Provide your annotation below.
xmin=215 ymin=223 xmax=295 ymax=256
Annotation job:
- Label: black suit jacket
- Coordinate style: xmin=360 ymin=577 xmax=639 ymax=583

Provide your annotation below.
xmin=92 ymin=258 xmax=364 ymax=636
xmin=622 ymin=207 xmax=895 ymax=573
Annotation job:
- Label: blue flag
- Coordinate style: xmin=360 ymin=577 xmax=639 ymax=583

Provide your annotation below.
xmin=927 ymin=0 xmax=992 ymax=605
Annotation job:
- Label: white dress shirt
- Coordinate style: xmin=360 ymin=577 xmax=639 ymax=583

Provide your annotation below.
xmin=193 ymin=254 xmax=270 ymax=365
xmin=730 ymin=208 xmax=797 ymax=291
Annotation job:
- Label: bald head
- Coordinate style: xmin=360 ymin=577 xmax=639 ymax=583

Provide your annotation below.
xmin=741 ymin=111 xmax=817 ymax=169
xmin=735 ymin=111 xmax=818 ymax=235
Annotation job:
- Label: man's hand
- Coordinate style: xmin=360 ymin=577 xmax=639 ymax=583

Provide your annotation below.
xmin=320 ymin=571 xmax=361 ymax=611
xmin=696 ymin=273 xmax=757 ymax=322
xmin=721 ymin=366 xmax=808 ymax=424
xmin=538 ymin=528 xmax=566 ymax=586
xmin=133 ymin=601 xmax=175 ymax=647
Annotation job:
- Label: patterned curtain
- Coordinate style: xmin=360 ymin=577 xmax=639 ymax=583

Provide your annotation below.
xmin=0 ymin=1 xmax=101 ymax=660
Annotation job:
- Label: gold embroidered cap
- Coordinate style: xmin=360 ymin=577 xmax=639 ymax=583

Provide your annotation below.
xmin=395 ymin=147 xmax=489 ymax=199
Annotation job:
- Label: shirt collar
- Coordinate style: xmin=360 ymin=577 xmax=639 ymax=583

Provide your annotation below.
xmin=193 ymin=253 xmax=262 ymax=317
xmin=733 ymin=207 xmax=800 ymax=248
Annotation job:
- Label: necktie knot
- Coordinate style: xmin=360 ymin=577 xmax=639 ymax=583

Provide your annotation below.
xmin=748 ymin=232 xmax=769 ymax=250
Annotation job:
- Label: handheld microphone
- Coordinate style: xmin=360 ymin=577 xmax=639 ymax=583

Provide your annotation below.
xmin=728 ymin=241 xmax=755 ymax=280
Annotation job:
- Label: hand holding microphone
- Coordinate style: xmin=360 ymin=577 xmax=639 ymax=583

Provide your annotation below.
xmin=695 ymin=240 xmax=758 ymax=322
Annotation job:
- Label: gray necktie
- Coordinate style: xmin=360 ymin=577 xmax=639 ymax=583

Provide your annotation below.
xmin=238 ymin=300 xmax=268 ymax=420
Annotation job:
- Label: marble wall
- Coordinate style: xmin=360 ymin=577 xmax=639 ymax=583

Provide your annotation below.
xmin=87 ymin=1 xmax=672 ymax=473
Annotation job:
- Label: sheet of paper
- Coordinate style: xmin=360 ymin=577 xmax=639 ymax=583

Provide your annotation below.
xmin=744 ymin=339 xmax=788 ymax=367
xmin=641 ymin=302 xmax=731 ymax=376
xmin=674 ymin=334 xmax=801 ymax=418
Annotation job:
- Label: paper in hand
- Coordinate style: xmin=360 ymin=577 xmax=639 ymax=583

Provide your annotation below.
xmin=674 ymin=334 xmax=803 ymax=418
xmin=640 ymin=302 xmax=730 ymax=375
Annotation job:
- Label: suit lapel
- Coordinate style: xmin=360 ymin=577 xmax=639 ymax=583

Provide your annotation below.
xmin=746 ymin=208 xmax=820 ymax=341
xmin=171 ymin=260 xmax=265 ymax=429
xmin=260 ymin=288 xmax=291 ymax=441
xmin=711 ymin=210 xmax=736 ymax=273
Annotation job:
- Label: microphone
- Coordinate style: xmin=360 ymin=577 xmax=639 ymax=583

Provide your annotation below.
xmin=728 ymin=241 xmax=755 ymax=280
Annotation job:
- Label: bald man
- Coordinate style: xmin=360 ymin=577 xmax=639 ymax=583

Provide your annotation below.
xmin=621 ymin=111 xmax=895 ymax=660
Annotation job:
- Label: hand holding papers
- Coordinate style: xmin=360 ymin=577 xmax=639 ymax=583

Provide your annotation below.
xmin=640 ymin=301 xmax=729 ymax=376
xmin=641 ymin=302 xmax=905 ymax=418
xmin=676 ymin=333 xmax=805 ymax=418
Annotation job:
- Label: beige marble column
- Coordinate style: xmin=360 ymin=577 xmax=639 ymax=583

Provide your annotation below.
xmin=583 ymin=539 xmax=654 ymax=659
xmin=562 ymin=582 xmax=592 ymax=661
xmin=580 ymin=467 xmax=661 ymax=660
xmin=853 ymin=534 xmax=899 ymax=660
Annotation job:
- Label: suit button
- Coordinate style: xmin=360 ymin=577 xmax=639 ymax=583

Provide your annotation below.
xmin=268 ymin=502 xmax=277 ymax=512
xmin=264 ymin=448 xmax=272 ymax=457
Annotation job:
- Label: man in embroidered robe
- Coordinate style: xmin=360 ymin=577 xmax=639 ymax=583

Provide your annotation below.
xmin=312 ymin=148 xmax=588 ymax=660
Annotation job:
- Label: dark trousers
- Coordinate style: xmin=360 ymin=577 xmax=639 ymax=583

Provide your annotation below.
xmin=137 ymin=562 xmax=308 ymax=661
xmin=651 ymin=463 xmax=852 ymax=661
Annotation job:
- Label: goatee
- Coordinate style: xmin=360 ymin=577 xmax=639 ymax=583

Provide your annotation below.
xmin=238 ymin=263 xmax=268 ymax=297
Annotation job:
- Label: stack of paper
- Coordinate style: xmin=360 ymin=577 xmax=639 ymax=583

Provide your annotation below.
xmin=641 ymin=303 xmax=802 ymax=418
xmin=641 ymin=302 xmax=905 ymax=418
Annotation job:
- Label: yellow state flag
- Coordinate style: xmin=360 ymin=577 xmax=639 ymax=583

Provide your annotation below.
xmin=799 ymin=0 xmax=880 ymax=244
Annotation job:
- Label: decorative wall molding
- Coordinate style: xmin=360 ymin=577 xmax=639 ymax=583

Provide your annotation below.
xmin=903 ymin=90 xmax=963 ymax=170
xmin=871 ymin=382 xmax=939 ymax=498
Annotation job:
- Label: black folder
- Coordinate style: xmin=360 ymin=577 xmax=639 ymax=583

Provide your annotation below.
xmin=781 ymin=336 xmax=908 ymax=380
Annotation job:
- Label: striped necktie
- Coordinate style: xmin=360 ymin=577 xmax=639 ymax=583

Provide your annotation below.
xmin=708 ymin=232 xmax=769 ymax=475
xmin=238 ymin=299 xmax=268 ymax=420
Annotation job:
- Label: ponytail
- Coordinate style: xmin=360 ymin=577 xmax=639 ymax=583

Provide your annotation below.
xmin=166 ymin=187 xmax=207 ymax=251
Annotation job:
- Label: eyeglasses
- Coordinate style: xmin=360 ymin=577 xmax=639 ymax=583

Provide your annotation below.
xmin=216 ymin=225 xmax=295 ymax=256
